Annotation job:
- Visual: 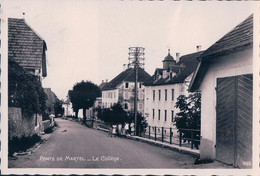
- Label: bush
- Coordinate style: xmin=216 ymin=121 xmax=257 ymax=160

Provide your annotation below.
xmin=8 ymin=134 xmax=41 ymax=156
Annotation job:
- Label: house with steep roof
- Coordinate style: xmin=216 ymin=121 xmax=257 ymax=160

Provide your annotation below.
xmin=189 ymin=14 xmax=253 ymax=168
xmin=102 ymin=66 xmax=151 ymax=115
xmin=8 ymin=17 xmax=48 ymax=137
xmin=143 ymin=49 xmax=202 ymax=135
xmin=8 ymin=18 xmax=47 ymax=79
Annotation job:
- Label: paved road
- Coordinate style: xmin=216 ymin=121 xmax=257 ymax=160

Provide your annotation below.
xmin=9 ymin=118 xmax=198 ymax=168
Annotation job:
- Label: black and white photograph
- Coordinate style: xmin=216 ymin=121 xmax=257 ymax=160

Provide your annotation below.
xmin=0 ymin=0 xmax=259 ymax=175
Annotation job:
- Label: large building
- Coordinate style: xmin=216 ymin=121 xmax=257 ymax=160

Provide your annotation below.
xmin=102 ymin=66 xmax=151 ymax=115
xmin=143 ymin=49 xmax=202 ymax=133
xmin=189 ymin=14 xmax=253 ymax=168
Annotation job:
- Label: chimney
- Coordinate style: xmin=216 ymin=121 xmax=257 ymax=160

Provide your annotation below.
xmin=102 ymin=80 xmax=104 ymax=83
xmin=196 ymin=45 xmax=202 ymax=52
xmin=123 ymin=64 xmax=126 ymax=71
xmin=106 ymin=79 xmax=108 ymax=83
xmin=176 ymin=52 xmax=180 ymax=63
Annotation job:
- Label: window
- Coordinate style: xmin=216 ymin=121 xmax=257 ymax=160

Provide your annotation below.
xmin=139 ymin=83 xmax=142 ymax=89
xmin=158 ymin=90 xmax=161 ymax=101
xmin=152 ymin=109 xmax=155 ymax=119
xmin=171 ymin=110 xmax=174 ymax=122
xmin=158 ymin=109 xmax=161 ymax=120
xmin=138 ymin=92 xmax=144 ymax=100
xmin=124 ymin=103 xmax=128 ymax=110
xmin=124 ymin=92 xmax=129 ymax=100
xmin=138 ymin=103 xmax=143 ymax=110
xmin=170 ymin=72 xmax=173 ymax=79
xmin=35 ymin=114 xmax=38 ymax=126
xmin=164 ymin=110 xmax=167 ymax=121
xmin=165 ymin=89 xmax=167 ymax=101
xmin=153 ymin=90 xmax=155 ymax=101
xmin=172 ymin=89 xmax=174 ymax=101
xmin=125 ymin=82 xmax=129 ymax=88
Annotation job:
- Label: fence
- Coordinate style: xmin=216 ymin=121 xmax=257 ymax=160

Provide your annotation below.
xmin=144 ymin=126 xmax=200 ymax=150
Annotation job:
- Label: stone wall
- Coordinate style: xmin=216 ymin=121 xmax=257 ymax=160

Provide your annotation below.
xmin=8 ymin=107 xmax=36 ymax=139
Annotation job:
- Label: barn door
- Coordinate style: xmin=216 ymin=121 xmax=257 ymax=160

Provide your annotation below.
xmin=216 ymin=74 xmax=252 ymax=168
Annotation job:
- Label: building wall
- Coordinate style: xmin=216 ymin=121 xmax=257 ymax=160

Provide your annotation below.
xmin=198 ymin=48 xmax=253 ymax=159
xmin=118 ymin=81 xmax=145 ymax=114
xmin=8 ymin=107 xmax=38 ymax=138
xmin=102 ymin=89 xmax=119 ymax=108
xmin=144 ymin=83 xmax=189 ymax=129
xmin=62 ymin=102 xmax=74 ymax=116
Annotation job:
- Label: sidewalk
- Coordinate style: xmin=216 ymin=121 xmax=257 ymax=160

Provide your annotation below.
xmin=96 ymin=127 xmax=199 ymax=158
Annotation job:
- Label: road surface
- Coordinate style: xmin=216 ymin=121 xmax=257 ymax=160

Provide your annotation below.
xmin=8 ymin=118 xmax=210 ymax=168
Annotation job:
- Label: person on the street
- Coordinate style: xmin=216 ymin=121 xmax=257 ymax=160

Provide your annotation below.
xmin=130 ymin=122 xmax=135 ymax=136
xmin=108 ymin=125 xmax=113 ymax=137
xmin=125 ymin=123 xmax=129 ymax=135
xmin=117 ymin=124 xmax=122 ymax=137
xmin=112 ymin=124 xmax=117 ymax=137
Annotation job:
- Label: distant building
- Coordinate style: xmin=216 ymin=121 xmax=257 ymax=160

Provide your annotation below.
xmin=8 ymin=18 xmax=47 ymax=78
xmin=189 ymin=14 xmax=253 ymax=168
xmin=62 ymin=96 xmax=74 ymax=117
xmin=102 ymin=66 xmax=151 ymax=115
xmin=44 ymin=88 xmax=59 ymax=115
xmin=143 ymin=49 xmax=202 ymax=131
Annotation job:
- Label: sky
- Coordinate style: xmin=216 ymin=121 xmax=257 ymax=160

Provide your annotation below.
xmin=3 ymin=0 xmax=256 ymax=100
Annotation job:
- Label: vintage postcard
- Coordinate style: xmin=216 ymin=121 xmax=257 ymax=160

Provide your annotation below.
xmin=0 ymin=0 xmax=259 ymax=175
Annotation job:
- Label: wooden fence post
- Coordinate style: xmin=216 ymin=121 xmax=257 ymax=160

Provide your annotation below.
xmin=149 ymin=126 xmax=151 ymax=139
xmin=155 ymin=126 xmax=157 ymax=141
xmin=170 ymin=127 xmax=172 ymax=144
xmin=191 ymin=130 xmax=194 ymax=149
xmin=162 ymin=127 xmax=164 ymax=142
xmin=179 ymin=129 xmax=182 ymax=147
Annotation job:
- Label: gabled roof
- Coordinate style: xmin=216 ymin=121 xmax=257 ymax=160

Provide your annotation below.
xmin=8 ymin=18 xmax=47 ymax=77
xmin=189 ymin=14 xmax=253 ymax=92
xmin=102 ymin=67 xmax=151 ymax=91
xmin=143 ymin=51 xmax=203 ymax=86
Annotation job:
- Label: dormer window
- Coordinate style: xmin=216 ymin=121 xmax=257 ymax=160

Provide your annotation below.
xmin=170 ymin=72 xmax=173 ymax=79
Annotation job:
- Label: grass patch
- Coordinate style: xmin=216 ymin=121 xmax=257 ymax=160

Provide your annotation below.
xmin=8 ymin=134 xmax=41 ymax=156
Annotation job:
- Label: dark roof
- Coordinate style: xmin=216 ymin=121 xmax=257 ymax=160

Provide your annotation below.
xmin=144 ymin=51 xmax=203 ymax=86
xmin=99 ymin=82 xmax=109 ymax=91
xmin=102 ymin=67 xmax=151 ymax=91
xmin=189 ymin=14 xmax=253 ymax=92
xmin=163 ymin=49 xmax=175 ymax=62
xmin=8 ymin=18 xmax=47 ymax=77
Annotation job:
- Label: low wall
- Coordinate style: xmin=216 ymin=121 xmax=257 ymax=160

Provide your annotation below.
xmin=41 ymin=119 xmax=54 ymax=132
xmin=8 ymin=107 xmax=36 ymax=139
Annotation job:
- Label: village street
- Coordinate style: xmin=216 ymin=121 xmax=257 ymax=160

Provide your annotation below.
xmin=8 ymin=118 xmax=229 ymax=169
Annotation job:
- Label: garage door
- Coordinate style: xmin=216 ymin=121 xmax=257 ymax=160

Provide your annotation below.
xmin=216 ymin=74 xmax=252 ymax=168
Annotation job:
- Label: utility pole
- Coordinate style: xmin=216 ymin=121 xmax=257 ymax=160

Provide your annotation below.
xmin=128 ymin=47 xmax=145 ymax=136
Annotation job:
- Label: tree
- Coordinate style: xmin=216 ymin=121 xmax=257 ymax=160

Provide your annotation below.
xmin=54 ymin=100 xmax=64 ymax=117
xmin=71 ymin=81 xmax=101 ymax=125
xmin=8 ymin=60 xmax=47 ymax=118
xmin=97 ymin=103 xmax=128 ymax=125
xmin=68 ymin=90 xmax=80 ymax=118
xmin=174 ymin=92 xmax=201 ymax=147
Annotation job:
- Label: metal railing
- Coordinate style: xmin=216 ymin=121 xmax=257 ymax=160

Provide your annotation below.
xmin=144 ymin=126 xmax=200 ymax=150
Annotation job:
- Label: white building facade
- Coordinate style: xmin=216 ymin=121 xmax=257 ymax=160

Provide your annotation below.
xmin=102 ymin=67 xmax=151 ymax=115
xmin=189 ymin=15 xmax=253 ymax=168
xmin=144 ymin=49 xmax=202 ymax=135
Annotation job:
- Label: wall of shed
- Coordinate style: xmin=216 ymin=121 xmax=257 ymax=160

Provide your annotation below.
xmin=198 ymin=48 xmax=253 ymax=159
